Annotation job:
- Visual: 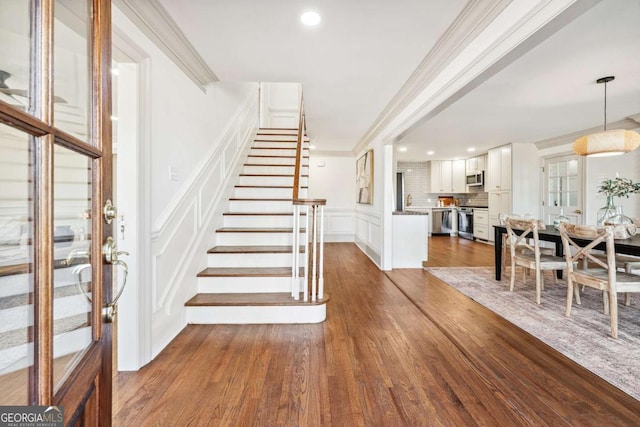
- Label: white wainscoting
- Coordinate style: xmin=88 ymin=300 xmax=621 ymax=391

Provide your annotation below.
xmin=322 ymin=208 xmax=355 ymax=242
xmin=354 ymin=208 xmax=382 ymax=267
xmin=149 ymin=93 xmax=258 ymax=356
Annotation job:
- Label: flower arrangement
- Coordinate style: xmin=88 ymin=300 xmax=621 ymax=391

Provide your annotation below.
xmin=597 ymin=176 xmax=640 ymax=198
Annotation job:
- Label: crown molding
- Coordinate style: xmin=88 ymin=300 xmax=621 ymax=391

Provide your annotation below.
xmin=352 ymin=0 xmax=590 ymax=156
xmin=534 ymin=117 xmax=640 ymax=150
xmin=352 ymin=0 xmax=512 ymax=154
xmin=113 ymin=0 xmax=218 ymax=90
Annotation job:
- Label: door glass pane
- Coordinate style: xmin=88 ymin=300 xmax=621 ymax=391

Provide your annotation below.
xmin=53 ymin=144 xmax=92 ymax=390
xmin=0 ymin=124 xmax=34 ymax=405
xmin=54 ymin=0 xmax=91 ymax=141
xmin=0 ymin=0 xmax=33 ymax=114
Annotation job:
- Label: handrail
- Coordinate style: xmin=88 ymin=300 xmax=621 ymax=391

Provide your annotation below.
xmin=290 ymin=90 xmax=327 ymax=302
xmin=292 ymin=93 xmax=305 ymax=201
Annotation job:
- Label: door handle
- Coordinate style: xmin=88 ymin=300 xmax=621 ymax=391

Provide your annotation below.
xmin=574 ymin=209 xmax=583 ymax=214
xmin=102 ymin=236 xmax=129 ymax=323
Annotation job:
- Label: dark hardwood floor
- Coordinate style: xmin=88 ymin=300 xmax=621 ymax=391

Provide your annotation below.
xmin=113 ymin=239 xmax=640 ymax=426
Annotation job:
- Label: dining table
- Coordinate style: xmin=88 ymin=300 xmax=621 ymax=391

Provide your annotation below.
xmin=493 ymin=225 xmax=640 ymax=281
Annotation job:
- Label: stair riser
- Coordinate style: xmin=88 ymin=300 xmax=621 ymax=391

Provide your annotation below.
xmin=252 ymin=141 xmax=307 ymax=149
xmin=197 ymin=276 xmax=292 ymax=293
xmin=237 ymin=176 xmax=306 ymax=186
xmin=250 ymin=148 xmax=298 ymax=157
xmin=223 ymin=215 xmax=298 ymax=228
xmin=228 ymin=200 xmax=293 ymax=212
xmin=254 ymin=133 xmax=307 ymax=140
xmin=233 ymin=187 xmax=307 ymax=199
xmin=243 ymin=165 xmax=308 ymax=175
xmin=246 ymin=157 xmax=306 ymax=166
xmin=207 ymin=252 xmax=303 ymax=268
xmin=233 ymin=187 xmax=290 ymax=199
xmin=216 ymin=232 xmax=302 ymax=246
xmin=186 ymin=304 xmax=326 ymax=324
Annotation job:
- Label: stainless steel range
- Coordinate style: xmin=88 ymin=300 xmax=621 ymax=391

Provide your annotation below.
xmin=458 ymin=207 xmax=474 ymax=240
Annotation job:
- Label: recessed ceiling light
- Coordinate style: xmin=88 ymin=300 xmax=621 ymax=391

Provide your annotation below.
xmin=427 ymin=151 xmax=434 ymax=155
xmin=301 ymin=11 xmax=321 ymax=26
xmin=398 ymin=147 xmax=408 ymax=152
xmin=467 ymin=147 xmax=476 ymax=153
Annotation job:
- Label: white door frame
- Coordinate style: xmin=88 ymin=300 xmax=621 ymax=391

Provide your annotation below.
xmin=113 ymin=29 xmax=153 ymax=370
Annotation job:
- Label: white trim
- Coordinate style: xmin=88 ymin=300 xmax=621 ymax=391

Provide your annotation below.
xmin=112 ymin=0 xmax=218 ymax=90
xmin=186 ymin=304 xmax=327 ymax=324
xmin=535 ymin=118 xmax=640 ymax=150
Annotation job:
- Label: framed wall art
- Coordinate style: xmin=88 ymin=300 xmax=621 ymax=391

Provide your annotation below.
xmin=356 ymin=149 xmax=373 ymax=204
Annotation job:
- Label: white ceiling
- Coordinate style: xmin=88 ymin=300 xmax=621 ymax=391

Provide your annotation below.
xmin=158 ymin=0 xmax=640 ymax=159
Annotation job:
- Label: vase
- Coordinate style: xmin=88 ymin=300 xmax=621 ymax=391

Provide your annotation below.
xmin=596 ymin=195 xmax=617 ymax=225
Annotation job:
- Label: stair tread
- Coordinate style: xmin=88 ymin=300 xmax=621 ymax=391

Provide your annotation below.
xmin=229 ymin=198 xmax=293 ymax=201
xmin=234 ymin=185 xmax=308 ymax=189
xmin=247 ymin=155 xmax=309 ymax=159
xmin=197 ymin=267 xmax=299 ymax=277
xmin=208 ymin=245 xmax=304 ymax=254
xmin=185 ymin=293 xmax=328 ymax=307
xmin=223 ymin=212 xmax=305 ymax=216
xmin=216 ymin=227 xmax=304 ymax=233
xmin=239 ymin=174 xmax=309 ymax=177
xmin=244 ymin=163 xmax=305 ymax=167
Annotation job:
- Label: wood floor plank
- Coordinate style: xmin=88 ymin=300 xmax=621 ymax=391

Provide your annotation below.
xmin=114 ymin=241 xmax=640 ymax=426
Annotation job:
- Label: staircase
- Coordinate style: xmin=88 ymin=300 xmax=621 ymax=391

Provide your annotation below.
xmin=185 ymin=128 xmax=328 ymax=324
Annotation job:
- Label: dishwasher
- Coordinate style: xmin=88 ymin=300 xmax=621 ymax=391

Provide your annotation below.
xmin=431 ymin=208 xmax=454 ymax=236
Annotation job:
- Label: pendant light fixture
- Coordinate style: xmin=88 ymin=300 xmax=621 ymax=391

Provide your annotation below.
xmin=573 ymin=76 xmax=640 ymax=157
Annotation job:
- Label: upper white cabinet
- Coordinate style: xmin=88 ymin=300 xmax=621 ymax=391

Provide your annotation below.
xmin=431 ymin=160 xmax=466 ymax=193
xmin=430 ymin=160 xmax=452 ymax=193
xmin=451 ymin=159 xmax=466 ymax=193
xmin=487 ymin=145 xmax=512 ymax=191
xmin=465 ymin=155 xmax=486 ymax=174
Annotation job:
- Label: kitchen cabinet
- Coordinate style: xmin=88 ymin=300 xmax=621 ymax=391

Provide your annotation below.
xmin=487 ymin=145 xmax=512 ymax=191
xmin=451 ymin=159 xmax=466 ymax=193
xmin=465 ymin=155 xmax=486 ymax=174
xmin=431 ymin=160 xmax=466 ymax=193
xmin=488 ymin=191 xmax=511 ymax=242
xmin=473 ymin=208 xmax=489 ymax=241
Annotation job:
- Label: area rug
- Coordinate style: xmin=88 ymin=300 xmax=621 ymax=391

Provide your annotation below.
xmin=425 ymin=267 xmax=640 ymax=400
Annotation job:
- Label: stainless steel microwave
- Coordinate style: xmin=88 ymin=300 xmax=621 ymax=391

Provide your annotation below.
xmin=466 ymin=171 xmax=484 ymax=186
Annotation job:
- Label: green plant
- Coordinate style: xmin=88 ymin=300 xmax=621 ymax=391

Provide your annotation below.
xmin=597 ymin=177 xmax=640 ymax=198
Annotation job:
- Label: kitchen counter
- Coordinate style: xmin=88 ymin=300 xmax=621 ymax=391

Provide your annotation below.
xmin=393 ymin=210 xmax=430 ymax=215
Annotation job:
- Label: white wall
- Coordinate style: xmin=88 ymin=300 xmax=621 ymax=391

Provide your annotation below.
xmin=113 ymin=6 xmax=259 ymax=365
xmin=307 ymin=153 xmax=356 ymax=242
xmin=260 ymin=82 xmax=300 ymax=128
xmin=354 ymin=137 xmax=385 ymax=267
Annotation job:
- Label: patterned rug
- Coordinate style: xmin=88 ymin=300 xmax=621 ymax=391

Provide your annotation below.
xmin=425 ymin=267 xmax=640 ymax=400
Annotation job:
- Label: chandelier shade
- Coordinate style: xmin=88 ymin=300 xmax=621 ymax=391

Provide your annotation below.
xmin=573 ymin=129 xmax=640 ymax=157
xmin=573 ymin=75 xmax=640 ymax=157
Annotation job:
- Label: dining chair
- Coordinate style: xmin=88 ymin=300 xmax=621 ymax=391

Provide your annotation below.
xmin=505 ymin=217 xmax=568 ymax=304
xmin=500 ymin=214 xmax=554 ymax=277
xmin=559 ymin=223 xmax=640 ymax=338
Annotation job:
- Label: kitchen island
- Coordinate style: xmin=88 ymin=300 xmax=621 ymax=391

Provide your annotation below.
xmin=392 ymin=210 xmax=429 ymax=268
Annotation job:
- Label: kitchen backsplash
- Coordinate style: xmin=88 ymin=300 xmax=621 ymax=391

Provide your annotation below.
xmin=398 ymin=161 xmax=488 ymax=208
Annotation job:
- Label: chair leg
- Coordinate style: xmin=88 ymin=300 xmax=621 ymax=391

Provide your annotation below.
xmin=566 ymin=278 xmax=574 ymax=317
xmin=609 ymin=291 xmax=618 ymax=339
xmin=603 ymin=291 xmax=610 ymax=315
xmin=574 ymin=283 xmax=581 ymax=305
xmin=535 ymin=268 xmax=541 ymax=304
xmin=509 ymin=261 xmax=516 ymax=292
xmin=625 ymin=293 xmax=631 ymax=306
xmin=552 ymin=272 xmax=557 ymax=286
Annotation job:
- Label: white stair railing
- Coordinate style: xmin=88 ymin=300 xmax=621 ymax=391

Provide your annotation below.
xmin=291 ymin=91 xmax=326 ymax=302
